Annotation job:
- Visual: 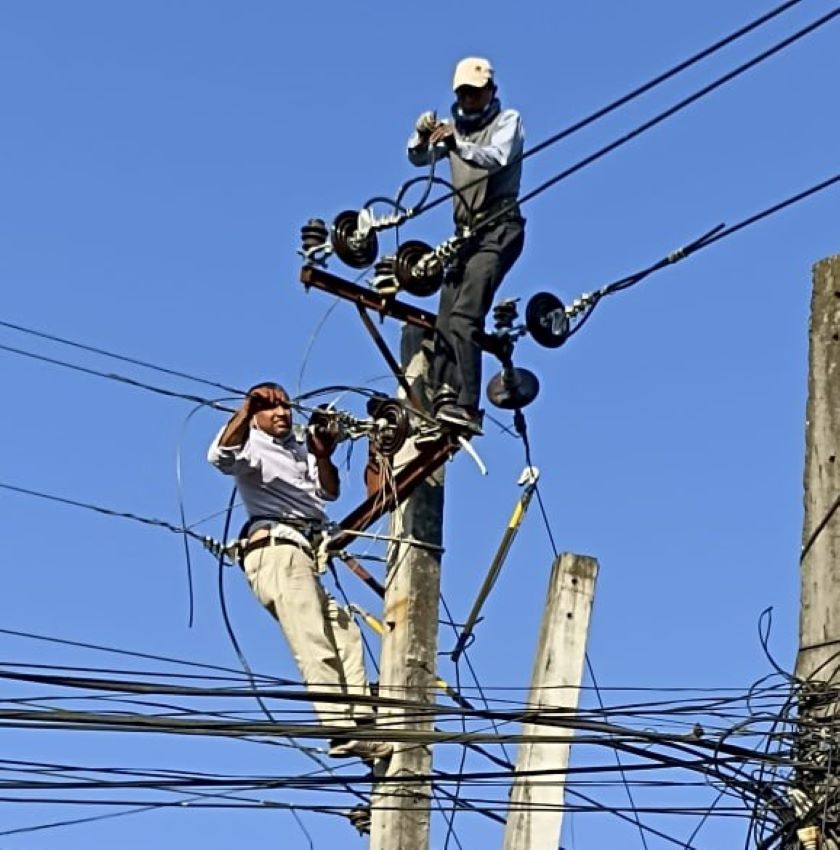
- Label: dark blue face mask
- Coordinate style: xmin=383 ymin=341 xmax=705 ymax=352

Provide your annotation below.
xmin=451 ymin=96 xmax=501 ymax=134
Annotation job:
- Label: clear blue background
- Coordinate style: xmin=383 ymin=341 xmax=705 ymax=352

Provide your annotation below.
xmin=0 ymin=0 xmax=837 ymax=847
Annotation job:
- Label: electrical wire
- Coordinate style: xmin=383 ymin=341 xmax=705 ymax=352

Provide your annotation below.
xmin=0 ymin=481 xmax=207 ymax=543
xmin=176 ymin=399 xmax=229 ymax=628
xmin=7 ymin=20 xmax=832 ymax=830
xmin=477 ymin=6 xmax=840 ymax=236
xmin=0 ymin=317 xmax=243 ymax=395
xmin=557 ymin=170 xmax=840 ymax=343
xmin=0 ymin=341 xmax=236 ymax=411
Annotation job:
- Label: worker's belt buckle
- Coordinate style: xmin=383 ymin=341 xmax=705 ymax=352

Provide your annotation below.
xmin=239 ymin=529 xmax=324 ymax=566
xmin=470 ymin=199 xmax=521 ymax=231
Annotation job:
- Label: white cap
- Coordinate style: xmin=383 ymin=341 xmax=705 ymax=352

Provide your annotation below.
xmin=452 ymin=57 xmax=494 ymax=91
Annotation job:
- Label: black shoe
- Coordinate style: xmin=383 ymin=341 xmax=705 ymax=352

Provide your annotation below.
xmin=348 ymin=804 xmax=371 ymax=835
xmin=329 ymin=738 xmax=393 ymax=762
xmin=414 ymin=423 xmax=445 ymax=447
xmin=436 ymin=404 xmax=484 ymax=436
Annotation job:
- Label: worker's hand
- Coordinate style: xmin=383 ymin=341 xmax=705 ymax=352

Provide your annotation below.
xmin=307 ymin=426 xmax=337 ymax=460
xmin=415 ymin=110 xmax=438 ymax=136
xmin=245 ymin=385 xmax=289 ymax=414
xmin=429 ymin=123 xmax=456 ymax=150
xmin=306 ymin=405 xmax=339 ymax=458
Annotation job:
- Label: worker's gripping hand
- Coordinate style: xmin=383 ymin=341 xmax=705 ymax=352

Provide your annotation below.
xmin=415 ymin=110 xmax=439 ymax=136
xmin=306 ymin=405 xmax=340 ymax=458
xmin=429 ymin=122 xmax=456 ymax=151
xmin=307 ymin=426 xmax=337 ymax=460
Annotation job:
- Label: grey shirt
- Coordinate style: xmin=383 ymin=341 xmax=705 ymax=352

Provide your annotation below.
xmin=407 ymin=108 xmax=524 ymax=226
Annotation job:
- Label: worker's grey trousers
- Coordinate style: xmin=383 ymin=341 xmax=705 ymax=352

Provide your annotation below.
xmin=243 ymin=543 xmax=372 ymax=729
xmin=433 ymin=218 xmax=525 ymax=409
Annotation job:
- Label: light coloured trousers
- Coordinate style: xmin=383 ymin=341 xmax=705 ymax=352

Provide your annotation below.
xmin=243 ymin=542 xmax=372 ymax=729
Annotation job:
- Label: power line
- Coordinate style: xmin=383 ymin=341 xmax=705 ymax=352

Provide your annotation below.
xmin=0 ymin=318 xmax=244 ymax=395
xmin=0 ymin=652 xmax=800 ymax=843
xmin=551 ymin=169 xmax=840 ymax=341
xmin=0 ymin=481 xmax=206 ymax=543
xmin=0 ymin=627 xmax=288 ymax=683
xmin=0 ymin=342 xmax=236 ymax=411
xmin=514 ymin=5 xmax=840 ymax=212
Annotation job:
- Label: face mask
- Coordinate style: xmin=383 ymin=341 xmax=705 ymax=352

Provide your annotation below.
xmin=451 ymin=97 xmax=501 ymax=134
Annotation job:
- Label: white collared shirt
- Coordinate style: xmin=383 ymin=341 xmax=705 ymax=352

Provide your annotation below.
xmin=207 ymin=426 xmax=335 ymax=534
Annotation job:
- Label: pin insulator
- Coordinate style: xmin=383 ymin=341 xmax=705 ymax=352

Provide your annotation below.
xmin=372 ymin=256 xmax=397 ymax=293
xmin=300 ymin=218 xmax=329 ymax=253
xmin=492 ymin=299 xmax=519 ymax=331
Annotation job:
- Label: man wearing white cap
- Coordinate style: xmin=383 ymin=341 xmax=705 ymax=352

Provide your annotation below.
xmin=407 ymin=56 xmax=525 ymax=435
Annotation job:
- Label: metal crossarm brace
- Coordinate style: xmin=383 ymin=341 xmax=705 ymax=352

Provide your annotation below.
xmin=327 ymin=437 xmax=458 ymax=555
xmin=300 ymin=265 xmax=436 ymax=331
xmin=336 ymin=552 xmax=386 ymax=598
xmin=354 ymin=304 xmax=420 ymax=408
xmin=299 ymin=265 xmax=500 ymax=355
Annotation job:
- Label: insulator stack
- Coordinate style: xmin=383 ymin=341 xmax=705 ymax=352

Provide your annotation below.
xmin=394 ymin=240 xmax=443 ymax=297
xmin=371 ymin=256 xmax=397 ymax=293
xmin=300 ymin=218 xmax=329 ymax=254
xmin=486 ymin=366 xmax=540 ymax=410
xmin=525 ymin=291 xmax=571 ymax=349
xmin=492 ymin=299 xmax=519 ymax=331
xmin=331 ymin=210 xmax=379 ymax=269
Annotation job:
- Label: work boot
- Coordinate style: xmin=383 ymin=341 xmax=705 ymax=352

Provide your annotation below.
xmin=328 ymin=738 xmax=393 ymax=762
xmin=347 ymin=805 xmax=371 ymax=835
xmin=413 ymin=422 xmax=446 ymax=447
xmin=436 ymin=404 xmax=484 ymax=436
xmin=432 ymin=384 xmax=458 ymax=415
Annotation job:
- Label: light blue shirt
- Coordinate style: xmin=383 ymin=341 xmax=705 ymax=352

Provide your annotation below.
xmin=208 ymin=426 xmax=335 ymax=529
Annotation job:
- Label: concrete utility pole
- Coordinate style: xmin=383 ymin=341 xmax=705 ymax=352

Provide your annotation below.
xmin=795 ymin=254 xmax=840 ymax=848
xmin=370 ymin=325 xmax=443 ymax=850
xmin=503 ymin=553 xmax=599 ymax=850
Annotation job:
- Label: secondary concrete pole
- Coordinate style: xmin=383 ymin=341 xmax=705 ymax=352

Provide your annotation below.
xmin=795 ymin=254 xmax=840 ymax=848
xmin=502 ymin=553 xmax=599 ymax=850
xmin=370 ymin=325 xmax=443 ymax=850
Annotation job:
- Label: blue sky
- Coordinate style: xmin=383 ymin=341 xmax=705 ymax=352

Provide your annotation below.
xmin=1 ymin=1 xmax=838 ymax=847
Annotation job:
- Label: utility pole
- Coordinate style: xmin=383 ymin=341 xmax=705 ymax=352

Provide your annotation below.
xmin=795 ymin=254 xmax=840 ymax=849
xmin=370 ymin=325 xmax=443 ymax=850
xmin=503 ymin=553 xmax=598 ymax=850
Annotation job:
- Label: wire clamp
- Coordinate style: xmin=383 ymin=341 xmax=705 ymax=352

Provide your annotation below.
xmin=358 ymin=206 xmax=411 ymax=235
xmin=201 ymin=536 xmax=242 ymax=564
xmin=517 ymin=466 xmax=540 ymax=488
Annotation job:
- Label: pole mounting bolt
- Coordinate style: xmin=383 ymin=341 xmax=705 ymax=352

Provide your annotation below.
xmin=798 ymin=826 xmax=822 ymax=850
